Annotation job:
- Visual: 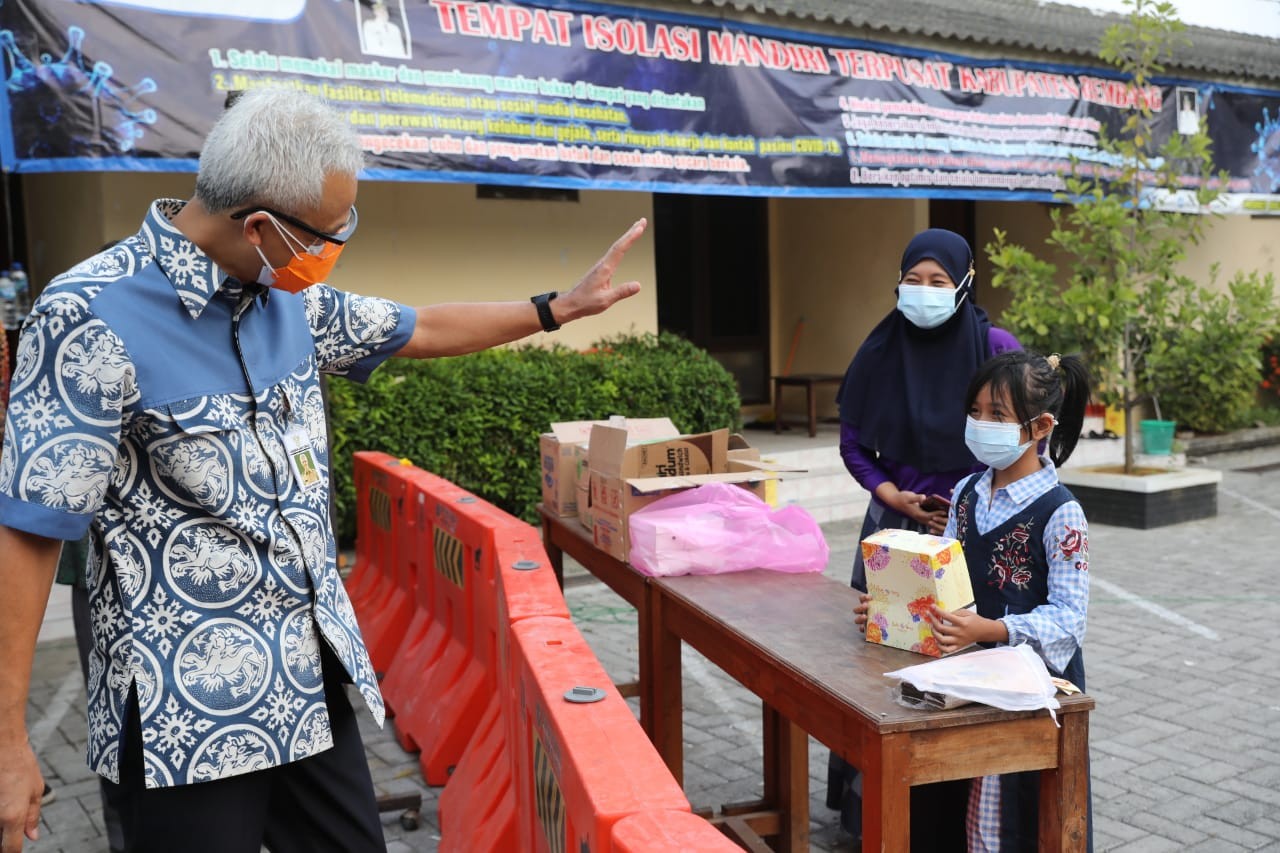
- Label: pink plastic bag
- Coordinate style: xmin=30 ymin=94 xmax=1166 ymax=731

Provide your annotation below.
xmin=627 ymin=481 xmax=829 ymax=577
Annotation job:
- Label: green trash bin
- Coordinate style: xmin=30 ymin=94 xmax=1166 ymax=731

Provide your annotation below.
xmin=1139 ymin=419 xmax=1176 ymax=455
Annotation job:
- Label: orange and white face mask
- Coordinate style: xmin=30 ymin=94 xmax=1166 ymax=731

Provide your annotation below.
xmin=235 ymin=205 xmax=358 ymax=293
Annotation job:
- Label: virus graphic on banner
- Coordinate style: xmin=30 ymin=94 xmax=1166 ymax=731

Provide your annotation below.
xmin=0 ymin=24 xmax=157 ymax=159
xmin=1253 ymin=107 xmax=1280 ymax=192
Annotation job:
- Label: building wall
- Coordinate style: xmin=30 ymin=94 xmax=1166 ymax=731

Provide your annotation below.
xmin=1182 ymin=215 xmax=1279 ymax=284
xmin=975 ymin=201 xmax=1279 ymax=307
xmin=21 ymin=173 xmax=657 ymax=351
xmin=974 ymin=201 xmax=1062 ymax=322
xmin=764 ymin=196 xmax=927 ymax=419
xmin=18 ymin=171 xmax=1276 ymax=426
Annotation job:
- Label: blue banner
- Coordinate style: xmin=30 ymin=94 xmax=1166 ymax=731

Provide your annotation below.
xmin=1 ymin=0 xmax=1278 ymax=212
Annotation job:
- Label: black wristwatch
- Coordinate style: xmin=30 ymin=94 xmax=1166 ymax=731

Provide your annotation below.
xmin=531 ymin=291 xmax=561 ymax=332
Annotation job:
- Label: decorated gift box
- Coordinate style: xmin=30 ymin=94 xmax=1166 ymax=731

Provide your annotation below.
xmin=861 ymin=528 xmax=976 ymax=658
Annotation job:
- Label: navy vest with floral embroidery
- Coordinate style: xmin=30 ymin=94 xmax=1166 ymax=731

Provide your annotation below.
xmin=953 ymin=477 xmax=1085 ymax=691
xmin=955 ymin=476 xmax=1093 ymax=852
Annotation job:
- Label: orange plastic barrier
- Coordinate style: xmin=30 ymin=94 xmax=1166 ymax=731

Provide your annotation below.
xmin=376 ymin=467 xmax=462 ymax=718
xmin=506 ymin=617 xmax=691 ymax=853
xmin=439 ymin=530 xmax=568 ymax=852
xmin=493 ymin=529 xmax=571 ymax=629
xmin=345 ymin=451 xmax=402 ymax=607
xmin=347 ymin=452 xmax=414 ymax=672
xmin=437 ymin=695 xmax=517 ymax=852
xmin=355 ymin=459 xmax=703 ymax=853
xmin=385 ymin=470 xmax=473 ymax=750
xmin=394 ymin=490 xmax=521 ymax=784
xmin=611 ymin=811 xmax=741 ymax=851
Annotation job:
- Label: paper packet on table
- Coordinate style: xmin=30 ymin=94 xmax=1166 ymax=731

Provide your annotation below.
xmin=884 ymin=644 xmax=1061 ymax=719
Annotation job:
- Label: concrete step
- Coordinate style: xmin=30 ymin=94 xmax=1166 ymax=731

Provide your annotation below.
xmin=757 ymin=444 xmax=869 ymax=524
xmin=781 ymin=487 xmax=870 ymax=525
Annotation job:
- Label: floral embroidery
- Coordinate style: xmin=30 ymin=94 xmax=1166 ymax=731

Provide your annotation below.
xmin=988 ymin=519 xmax=1037 ymax=591
xmin=1059 ymin=525 xmax=1089 ymax=571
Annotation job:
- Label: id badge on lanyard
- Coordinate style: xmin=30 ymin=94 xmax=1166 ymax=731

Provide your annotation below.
xmin=282 ymin=392 xmax=322 ymax=491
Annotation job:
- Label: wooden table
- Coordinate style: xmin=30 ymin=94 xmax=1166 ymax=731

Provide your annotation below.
xmin=772 ymin=373 xmax=843 ymax=437
xmin=651 ymin=570 xmax=1094 ymax=853
xmin=539 ymin=504 xmax=655 ymax=715
xmin=539 ymin=508 xmax=1094 ymax=852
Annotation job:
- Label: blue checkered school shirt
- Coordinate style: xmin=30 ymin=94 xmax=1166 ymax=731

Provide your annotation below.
xmin=944 ymin=457 xmax=1089 ymax=851
xmin=0 ymin=200 xmax=415 ymax=787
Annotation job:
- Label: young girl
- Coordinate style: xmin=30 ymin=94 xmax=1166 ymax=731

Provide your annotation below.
xmin=856 ymin=349 xmax=1092 ymax=851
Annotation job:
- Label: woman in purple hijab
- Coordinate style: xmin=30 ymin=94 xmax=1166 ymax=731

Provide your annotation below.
xmin=826 ymin=228 xmax=1020 ymax=844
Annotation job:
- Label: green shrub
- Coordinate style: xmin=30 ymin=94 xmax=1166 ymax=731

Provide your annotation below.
xmin=1144 ymin=271 xmax=1276 ymax=434
xmin=326 ymin=331 xmax=742 ymax=542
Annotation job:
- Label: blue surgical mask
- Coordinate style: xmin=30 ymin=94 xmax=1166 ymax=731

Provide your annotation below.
xmin=897 ymin=284 xmax=955 ymax=329
xmin=896 ymin=271 xmax=972 ymax=329
xmin=965 ymin=416 xmax=1033 ymax=469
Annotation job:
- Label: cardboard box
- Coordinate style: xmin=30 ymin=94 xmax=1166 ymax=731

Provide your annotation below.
xmin=592 ymin=470 xmax=779 ymax=562
xmin=574 ymin=443 xmax=594 ymax=530
xmin=861 ymin=529 xmax=976 ymax=658
xmin=584 ymin=424 xmax=810 ymax=561
xmin=540 ymin=418 xmax=679 ymax=518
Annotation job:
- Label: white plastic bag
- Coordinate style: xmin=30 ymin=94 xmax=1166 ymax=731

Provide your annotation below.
xmin=627 ymin=481 xmax=829 ymax=577
xmin=883 ymin=644 xmax=1061 ymax=718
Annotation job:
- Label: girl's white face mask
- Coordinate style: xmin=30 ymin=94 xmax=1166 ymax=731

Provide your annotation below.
xmin=964 ymin=416 xmax=1033 ymax=469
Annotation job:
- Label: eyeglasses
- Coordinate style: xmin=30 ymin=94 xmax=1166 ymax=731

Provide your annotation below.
xmin=230 ymin=205 xmax=359 ymax=245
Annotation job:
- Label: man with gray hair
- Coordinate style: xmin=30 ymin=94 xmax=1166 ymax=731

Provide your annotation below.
xmin=0 ymin=87 xmax=645 ymax=852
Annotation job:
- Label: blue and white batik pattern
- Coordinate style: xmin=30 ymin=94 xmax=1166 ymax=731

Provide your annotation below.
xmin=0 ymin=199 xmax=416 ymax=788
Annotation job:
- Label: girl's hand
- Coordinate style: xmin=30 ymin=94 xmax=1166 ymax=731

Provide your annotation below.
xmin=927 ymin=605 xmax=1007 ymax=654
xmin=852 ymin=593 xmax=871 ymax=632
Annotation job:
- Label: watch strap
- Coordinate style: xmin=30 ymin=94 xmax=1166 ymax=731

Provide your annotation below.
xmin=531 ymin=291 xmax=561 ymax=332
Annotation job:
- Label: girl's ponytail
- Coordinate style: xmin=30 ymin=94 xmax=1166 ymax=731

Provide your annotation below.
xmin=1047 ymin=353 xmax=1090 ymax=468
xmin=963 ymin=349 xmax=1091 ymax=467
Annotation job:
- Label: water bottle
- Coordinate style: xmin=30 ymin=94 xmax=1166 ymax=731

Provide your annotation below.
xmin=10 ymin=262 xmax=29 ymax=319
xmin=0 ymin=269 xmax=14 ymax=331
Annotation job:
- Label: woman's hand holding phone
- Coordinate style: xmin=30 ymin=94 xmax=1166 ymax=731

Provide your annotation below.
xmin=919 ymin=494 xmax=950 ymax=534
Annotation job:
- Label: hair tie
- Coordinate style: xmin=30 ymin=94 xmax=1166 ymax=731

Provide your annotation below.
xmin=1046 ymin=353 xmax=1061 ymax=371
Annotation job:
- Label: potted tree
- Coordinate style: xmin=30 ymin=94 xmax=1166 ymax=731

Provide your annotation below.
xmin=985 ymin=0 xmax=1277 ymax=528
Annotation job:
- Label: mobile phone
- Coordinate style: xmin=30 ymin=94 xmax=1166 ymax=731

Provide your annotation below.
xmin=920 ymin=494 xmax=951 ymax=513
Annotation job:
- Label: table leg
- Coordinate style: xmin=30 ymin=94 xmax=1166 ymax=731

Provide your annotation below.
xmin=773 ymin=378 xmax=783 ymax=435
xmin=860 ymin=731 xmax=911 ymax=853
xmin=1039 ymin=711 xmax=1091 ymax=852
xmin=806 ymin=382 xmax=818 ymax=437
xmin=636 ymin=580 xmax=658 ymax=740
xmin=649 ymin=585 xmax=684 ymax=785
xmin=540 ymin=513 xmax=564 ymax=589
xmin=762 ymin=705 xmax=809 ymax=852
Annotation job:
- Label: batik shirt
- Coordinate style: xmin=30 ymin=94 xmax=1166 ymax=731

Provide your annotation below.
xmin=0 ymin=200 xmax=416 ymax=787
